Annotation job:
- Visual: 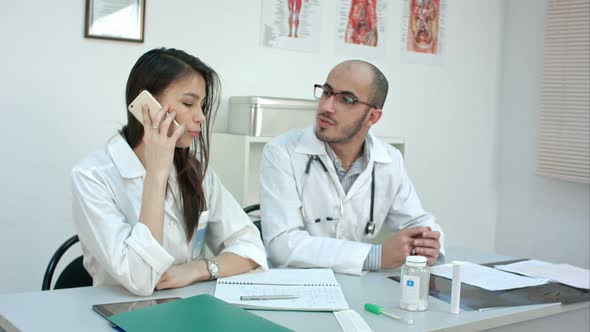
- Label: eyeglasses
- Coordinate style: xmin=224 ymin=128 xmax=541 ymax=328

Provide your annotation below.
xmin=314 ymin=84 xmax=378 ymax=110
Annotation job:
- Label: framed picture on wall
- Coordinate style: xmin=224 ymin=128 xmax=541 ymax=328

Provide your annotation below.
xmin=84 ymin=0 xmax=145 ymax=43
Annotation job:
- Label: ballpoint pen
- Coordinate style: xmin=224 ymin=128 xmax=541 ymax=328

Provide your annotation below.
xmin=240 ymin=295 xmax=299 ymax=301
xmin=364 ymin=303 xmax=415 ymax=325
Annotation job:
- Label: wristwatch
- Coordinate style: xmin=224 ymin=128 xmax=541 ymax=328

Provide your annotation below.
xmin=205 ymin=258 xmax=220 ymax=280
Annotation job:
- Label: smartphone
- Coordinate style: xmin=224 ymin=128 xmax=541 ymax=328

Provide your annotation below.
xmin=92 ymin=297 xmax=182 ymax=321
xmin=128 ymin=90 xmax=180 ymax=127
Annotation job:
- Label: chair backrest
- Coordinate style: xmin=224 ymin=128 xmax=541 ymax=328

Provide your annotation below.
xmin=42 ymin=235 xmax=92 ymax=291
xmin=243 ymin=204 xmax=262 ymax=240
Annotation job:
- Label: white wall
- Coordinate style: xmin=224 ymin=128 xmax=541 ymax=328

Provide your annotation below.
xmin=496 ymin=0 xmax=590 ymax=268
xmin=0 ymin=0 xmax=504 ymax=293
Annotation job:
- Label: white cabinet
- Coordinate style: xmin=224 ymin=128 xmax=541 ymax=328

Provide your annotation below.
xmin=210 ymin=133 xmax=272 ymax=207
xmin=210 ymin=132 xmax=405 ymax=207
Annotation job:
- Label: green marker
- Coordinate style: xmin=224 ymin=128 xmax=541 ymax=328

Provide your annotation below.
xmin=364 ymin=303 xmax=415 ymax=325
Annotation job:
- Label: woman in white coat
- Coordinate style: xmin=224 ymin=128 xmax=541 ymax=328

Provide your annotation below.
xmin=72 ymin=48 xmax=267 ymax=296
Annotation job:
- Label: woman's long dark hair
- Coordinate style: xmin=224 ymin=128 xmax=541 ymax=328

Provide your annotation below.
xmin=122 ymin=48 xmax=220 ymax=241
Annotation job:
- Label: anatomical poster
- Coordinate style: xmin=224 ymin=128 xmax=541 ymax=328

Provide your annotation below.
xmin=335 ymin=0 xmax=389 ymax=58
xmin=401 ymin=0 xmax=447 ymax=64
xmin=261 ymin=0 xmax=322 ymax=52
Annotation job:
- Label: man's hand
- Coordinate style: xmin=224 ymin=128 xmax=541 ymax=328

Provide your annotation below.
xmin=412 ymin=228 xmax=441 ymax=265
xmin=381 ymin=226 xmax=430 ymax=269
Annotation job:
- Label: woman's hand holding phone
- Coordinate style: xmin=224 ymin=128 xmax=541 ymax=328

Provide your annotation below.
xmin=142 ymin=104 xmax=185 ymax=182
xmin=128 ymin=90 xmax=180 ymax=128
xmin=136 ymin=103 xmax=185 ymax=244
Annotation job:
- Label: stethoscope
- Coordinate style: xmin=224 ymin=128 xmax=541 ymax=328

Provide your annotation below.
xmin=300 ymin=155 xmax=376 ymax=235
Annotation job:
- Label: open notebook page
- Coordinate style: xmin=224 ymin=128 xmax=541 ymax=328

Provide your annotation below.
xmin=214 ymin=268 xmax=349 ymax=311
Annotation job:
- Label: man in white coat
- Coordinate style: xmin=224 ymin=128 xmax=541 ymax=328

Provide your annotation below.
xmin=259 ymin=60 xmax=444 ymax=275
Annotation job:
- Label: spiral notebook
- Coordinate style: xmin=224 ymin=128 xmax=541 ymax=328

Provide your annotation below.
xmin=214 ymin=268 xmax=349 ymax=311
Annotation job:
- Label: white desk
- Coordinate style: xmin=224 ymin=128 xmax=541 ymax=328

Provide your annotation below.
xmin=0 ymin=248 xmax=588 ymax=332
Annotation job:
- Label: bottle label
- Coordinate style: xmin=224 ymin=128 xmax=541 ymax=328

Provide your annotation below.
xmin=401 ymin=275 xmax=420 ymax=305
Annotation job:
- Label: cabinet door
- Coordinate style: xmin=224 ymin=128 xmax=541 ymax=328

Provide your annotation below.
xmin=210 ymin=133 xmax=271 ymax=207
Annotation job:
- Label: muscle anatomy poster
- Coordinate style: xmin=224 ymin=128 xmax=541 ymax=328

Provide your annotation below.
xmin=261 ymin=0 xmax=322 ymax=52
xmin=401 ymin=0 xmax=446 ymax=64
xmin=336 ymin=0 xmax=389 ymax=58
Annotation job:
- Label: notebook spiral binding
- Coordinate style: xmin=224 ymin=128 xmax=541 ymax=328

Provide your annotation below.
xmin=218 ymin=281 xmax=338 ymax=286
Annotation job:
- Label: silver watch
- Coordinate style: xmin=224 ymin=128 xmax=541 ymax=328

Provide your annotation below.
xmin=205 ymin=258 xmax=220 ymax=280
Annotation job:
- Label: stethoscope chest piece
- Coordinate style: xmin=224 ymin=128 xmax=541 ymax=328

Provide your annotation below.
xmin=365 ymin=220 xmax=375 ymax=235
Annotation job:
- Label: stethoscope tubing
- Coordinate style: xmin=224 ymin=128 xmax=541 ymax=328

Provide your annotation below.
xmin=301 ymin=155 xmax=376 ymax=235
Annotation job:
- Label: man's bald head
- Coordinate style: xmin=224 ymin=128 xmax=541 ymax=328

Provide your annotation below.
xmin=334 ymin=60 xmax=389 ymax=109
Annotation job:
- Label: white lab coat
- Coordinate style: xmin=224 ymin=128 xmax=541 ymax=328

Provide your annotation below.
xmin=72 ymin=133 xmax=268 ymax=296
xmin=260 ymin=126 xmax=445 ymax=275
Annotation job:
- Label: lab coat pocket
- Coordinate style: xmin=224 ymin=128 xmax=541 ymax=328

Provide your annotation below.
xmin=192 ymin=210 xmax=209 ymax=258
xmin=300 ymin=204 xmax=339 ymax=236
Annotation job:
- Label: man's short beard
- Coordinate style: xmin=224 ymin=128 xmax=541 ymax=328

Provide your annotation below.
xmin=315 ymin=107 xmax=371 ymax=144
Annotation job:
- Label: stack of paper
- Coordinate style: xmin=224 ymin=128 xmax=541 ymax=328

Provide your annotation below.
xmin=495 ymin=260 xmax=590 ymax=289
xmin=214 ymin=268 xmax=349 ymax=311
xmin=430 ymin=262 xmax=548 ymax=291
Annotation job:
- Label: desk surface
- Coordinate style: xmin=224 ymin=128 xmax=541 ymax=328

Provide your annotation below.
xmin=0 ymin=247 xmax=588 ymax=332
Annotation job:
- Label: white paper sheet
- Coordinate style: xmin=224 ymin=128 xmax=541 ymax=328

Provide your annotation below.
xmin=430 ymin=262 xmax=548 ymax=291
xmin=334 ymin=310 xmax=374 ymax=332
xmin=495 ymin=260 xmax=589 ymax=289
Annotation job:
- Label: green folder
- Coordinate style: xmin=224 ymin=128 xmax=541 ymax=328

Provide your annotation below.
xmin=109 ymin=294 xmax=293 ymax=332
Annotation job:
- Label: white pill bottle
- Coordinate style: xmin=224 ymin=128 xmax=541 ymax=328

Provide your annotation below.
xmin=400 ymin=255 xmax=430 ymax=311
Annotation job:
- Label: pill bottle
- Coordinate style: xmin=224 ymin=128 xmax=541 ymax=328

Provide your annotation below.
xmin=400 ymin=255 xmax=430 ymax=311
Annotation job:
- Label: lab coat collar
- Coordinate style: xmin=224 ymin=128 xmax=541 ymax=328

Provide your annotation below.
xmin=295 ymin=125 xmax=392 ymax=164
xmin=367 ymin=131 xmax=392 ymax=164
xmin=295 ymin=126 xmax=327 ymax=155
xmin=107 ymin=133 xmax=182 ymax=221
xmin=107 ymin=133 xmax=146 ymax=179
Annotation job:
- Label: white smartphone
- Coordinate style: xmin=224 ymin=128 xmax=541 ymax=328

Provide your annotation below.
xmin=128 ymin=90 xmax=180 ymax=127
